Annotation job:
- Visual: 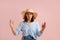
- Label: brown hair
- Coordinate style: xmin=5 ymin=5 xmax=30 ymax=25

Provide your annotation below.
xmin=23 ymin=12 xmax=37 ymax=22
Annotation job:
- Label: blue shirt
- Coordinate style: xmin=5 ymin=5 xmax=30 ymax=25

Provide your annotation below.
xmin=16 ymin=21 xmax=42 ymax=39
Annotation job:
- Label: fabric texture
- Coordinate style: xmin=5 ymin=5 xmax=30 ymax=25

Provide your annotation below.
xmin=16 ymin=21 xmax=42 ymax=40
xmin=22 ymin=35 xmax=36 ymax=40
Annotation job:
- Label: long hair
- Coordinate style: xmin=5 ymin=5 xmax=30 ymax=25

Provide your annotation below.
xmin=23 ymin=12 xmax=37 ymax=22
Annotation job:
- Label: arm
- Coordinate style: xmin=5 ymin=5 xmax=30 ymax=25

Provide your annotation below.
xmin=9 ymin=19 xmax=16 ymax=35
xmin=36 ymin=22 xmax=46 ymax=37
xmin=40 ymin=22 xmax=46 ymax=33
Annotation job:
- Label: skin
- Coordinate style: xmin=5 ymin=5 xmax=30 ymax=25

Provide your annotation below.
xmin=25 ymin=13 xmax=33 ymax=23
xmin=9 ymin=13 xmax=46 ymax=35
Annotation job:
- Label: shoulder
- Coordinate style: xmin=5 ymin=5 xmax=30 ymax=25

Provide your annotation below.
xmin=18 ymin=21 xmax=25 ymax=25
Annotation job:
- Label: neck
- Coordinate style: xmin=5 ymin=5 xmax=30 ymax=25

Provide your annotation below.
xmin=27 ymin=19 xmax=31 ymax=23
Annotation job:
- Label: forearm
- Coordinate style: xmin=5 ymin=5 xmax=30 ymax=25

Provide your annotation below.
xmin=10 ymin=25 xmax=16 ymax=35
xmin=9 ymin=19 xmax=17 ymax=36
xmin=37 ymin=28 xmax=44 ymax=37
xmin=40 ymin=28 xmax=45 ymax=33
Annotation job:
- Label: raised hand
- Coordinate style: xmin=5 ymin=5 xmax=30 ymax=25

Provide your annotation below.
xmin=41 ymin=22 xmax=46 ymax=33
xmin=9 ymin=19 xmax=14 ymax=27
xmin=42 ymin=22 xmax=46 ymax=29
xmin=9 ymin=19 xmax=16 ymax=35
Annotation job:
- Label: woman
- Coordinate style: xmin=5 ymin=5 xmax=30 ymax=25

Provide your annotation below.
xmin=9 ymin=9 xmax=46 ymax=40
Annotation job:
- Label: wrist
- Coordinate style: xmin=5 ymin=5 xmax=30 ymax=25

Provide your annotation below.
xmin=41 ymin=28 xmax=45 ymax=33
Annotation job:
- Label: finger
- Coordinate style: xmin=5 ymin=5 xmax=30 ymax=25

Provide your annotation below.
xmin=43 ymin=22 xmax=46 ymax=26
xmin=10 ymin=19 xmax=12 ymax=23
xmin=44 ymin=22 xmax=46 ymax=25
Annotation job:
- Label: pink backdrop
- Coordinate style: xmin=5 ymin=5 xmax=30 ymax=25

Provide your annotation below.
xmin=0 ymin=0 xmax=60 ymax=40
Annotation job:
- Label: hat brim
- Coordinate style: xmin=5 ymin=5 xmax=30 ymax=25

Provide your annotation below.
xmin=21 ymin=9 xmax=37 ymax=19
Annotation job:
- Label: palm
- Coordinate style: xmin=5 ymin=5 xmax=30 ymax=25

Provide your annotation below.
xmin=42 ymin=22 xmax=46 ymax=29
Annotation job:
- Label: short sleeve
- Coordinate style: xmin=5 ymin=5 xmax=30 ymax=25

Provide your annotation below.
xmin=16 ymin=22 xmax=23 ymax=35
xmin=36 ymin=22 xmax=42 ymax=37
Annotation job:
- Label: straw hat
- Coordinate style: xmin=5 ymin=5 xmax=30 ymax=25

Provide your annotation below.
xmin=21 ymin=9 xmax=37 ymax=19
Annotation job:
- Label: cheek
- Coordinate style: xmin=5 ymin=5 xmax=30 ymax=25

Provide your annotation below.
xmin=30 ymin=16 xmax=33 ymax=18
xmin=30 ymin=15 xmax=33 ymax=18
xmin=26 ymin=14 xmax=28 ymax=17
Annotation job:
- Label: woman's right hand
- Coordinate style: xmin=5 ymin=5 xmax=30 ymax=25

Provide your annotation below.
xmin=9 ymin=19 xmax=14 ymax=27
xmin=9 ymin=19 xmax=16 ymax=35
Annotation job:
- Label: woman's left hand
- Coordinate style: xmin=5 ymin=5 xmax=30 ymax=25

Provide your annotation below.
xmin=42 ymin=22 xmax=46 ymax=29
xmin=41 ymin=22 xmax=46 ymax=33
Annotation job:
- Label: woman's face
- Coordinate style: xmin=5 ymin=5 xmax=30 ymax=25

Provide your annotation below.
xmin=25 ymin=12 xmax=33 ymax=21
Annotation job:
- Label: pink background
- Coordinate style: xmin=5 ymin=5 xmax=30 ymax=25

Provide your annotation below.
xmin=0 ymin=0 xmax=60 ymax=40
